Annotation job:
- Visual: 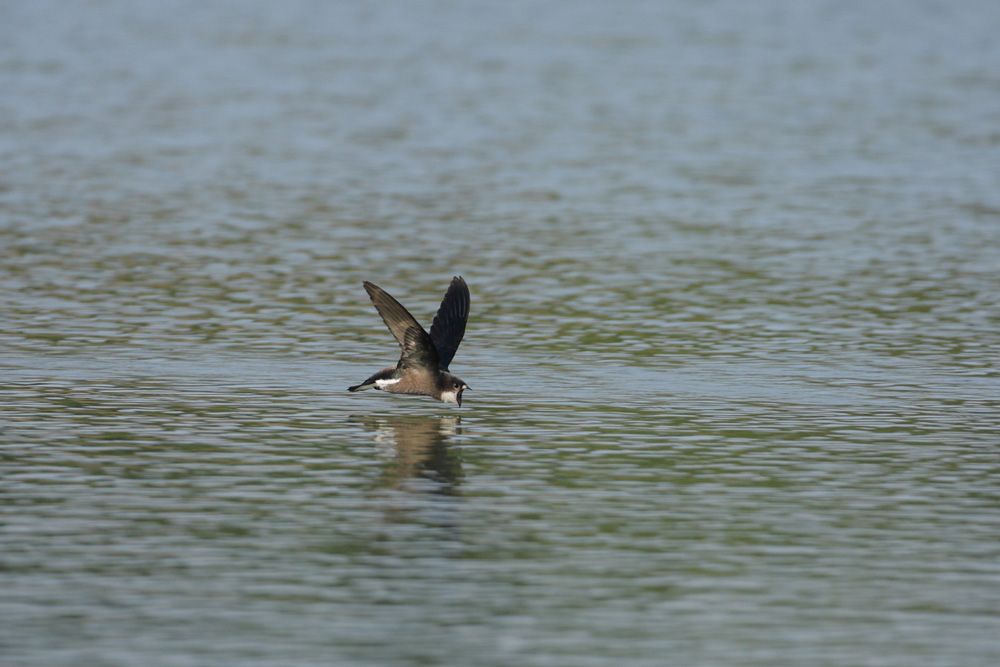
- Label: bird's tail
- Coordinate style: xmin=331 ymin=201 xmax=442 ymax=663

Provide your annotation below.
xmin=348 ymin=381 xmax=374 ymax=392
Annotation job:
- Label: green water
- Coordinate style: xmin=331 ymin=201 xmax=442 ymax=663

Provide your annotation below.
xmin=3 ymin=1 xmax=999 ymax=665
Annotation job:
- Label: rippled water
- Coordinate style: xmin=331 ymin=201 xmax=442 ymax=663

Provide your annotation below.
xmin=3 ymin=1 xmax=1000 ymax=665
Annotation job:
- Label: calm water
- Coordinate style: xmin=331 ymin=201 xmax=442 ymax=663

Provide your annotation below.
xmin=3 ymin=1 xmax=1000 ymax=665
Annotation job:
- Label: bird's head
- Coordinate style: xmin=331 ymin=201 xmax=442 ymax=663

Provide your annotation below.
xmin=441 ymin=375 xmax=470 ymax=406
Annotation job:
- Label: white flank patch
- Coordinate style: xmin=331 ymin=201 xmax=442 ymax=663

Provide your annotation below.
xmin=375 ymin=378 xmax=401 ymax=389
xmin=439 ymin=390 xmax=459 ymax=404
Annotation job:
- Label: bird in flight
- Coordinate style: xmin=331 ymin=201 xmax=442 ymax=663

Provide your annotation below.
xmin=349 ymin=276 xmax=471 ymax=406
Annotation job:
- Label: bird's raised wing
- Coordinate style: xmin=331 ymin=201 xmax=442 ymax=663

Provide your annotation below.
xmin=363 ymin=281 xmax=439 ymax=370
xmin=428 ymin=276 xmax=470 ymax=371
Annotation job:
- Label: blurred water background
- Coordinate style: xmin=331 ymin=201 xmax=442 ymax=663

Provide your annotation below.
xmin=2 ymin=1 xmax=999 ymax=665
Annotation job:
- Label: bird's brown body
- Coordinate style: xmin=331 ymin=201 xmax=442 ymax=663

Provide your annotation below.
xmin=349 ymin=277 xmax=471 ymax=406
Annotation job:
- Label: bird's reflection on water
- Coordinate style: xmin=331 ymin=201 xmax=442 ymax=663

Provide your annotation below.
xmin=350 ymin=414 xmax=464 ymax=497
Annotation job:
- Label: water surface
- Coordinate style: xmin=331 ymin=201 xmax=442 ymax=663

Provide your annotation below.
xmin=3 ymin=1 xmax=1000 ymax=665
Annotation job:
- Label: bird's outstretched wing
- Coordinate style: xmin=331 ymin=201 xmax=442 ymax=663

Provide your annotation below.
xmin=363 ymin=282 xmax=439 ymax=370
xmin=429 ymin=276 xmax=470 ymax=371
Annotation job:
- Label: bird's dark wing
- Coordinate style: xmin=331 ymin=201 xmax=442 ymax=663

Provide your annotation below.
xmin=363 ymin=281 xmax=439 ymax=370
xmin=428 ymin=276 xmax=470 ymax=371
